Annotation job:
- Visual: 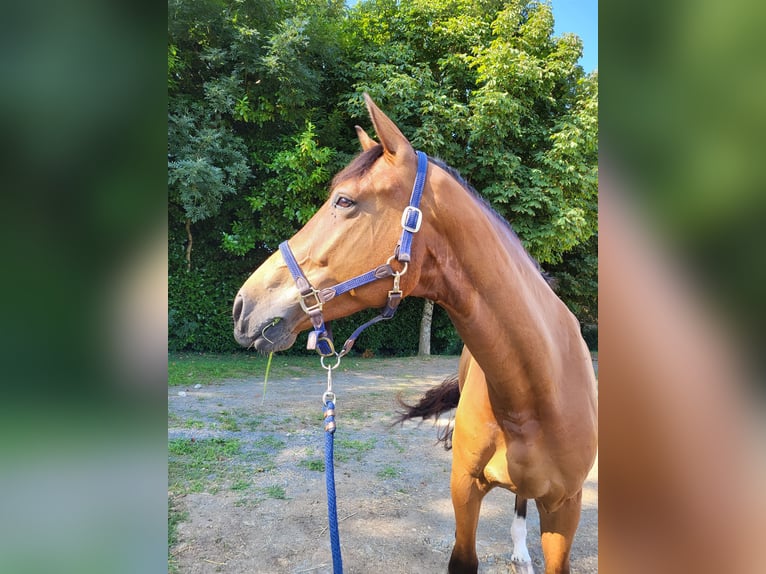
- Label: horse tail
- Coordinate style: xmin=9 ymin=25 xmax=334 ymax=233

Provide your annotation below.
xmin=394 ymin=373 xmax=460 ymax=450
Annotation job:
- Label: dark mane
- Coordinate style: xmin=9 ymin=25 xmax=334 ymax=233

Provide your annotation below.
xmin=428 ymin=156 xmax=555 ymax=287
xmin=331 ymin=144 xmax=384 ymax=189
xmin=427 ymin=156 xmax=519 ymax=241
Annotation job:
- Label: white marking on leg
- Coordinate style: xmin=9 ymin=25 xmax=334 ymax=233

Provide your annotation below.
xmin=511 ymin=513 xmax=534 ymax=574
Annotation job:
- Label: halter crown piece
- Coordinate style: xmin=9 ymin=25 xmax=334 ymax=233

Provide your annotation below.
xmin=279 ymin=150 xmax=428 ymax=357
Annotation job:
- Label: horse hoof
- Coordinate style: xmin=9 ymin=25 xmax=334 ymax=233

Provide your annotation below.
xmin=511 ymin=558 xmax=535 ymax=574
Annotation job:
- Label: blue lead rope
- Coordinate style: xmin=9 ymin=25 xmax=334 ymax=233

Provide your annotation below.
xmin=323 ymin=399 xmax=343 ymax=573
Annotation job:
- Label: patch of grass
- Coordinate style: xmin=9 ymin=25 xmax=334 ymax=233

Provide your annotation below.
xmin=250 ymin=460 xmax=277 ymax=474
xmin=168 ymin=412 xmax=205 ymax=429
xmin=183 ymin=419 xmax=205 ymax=429
xmin=386 ymin=437 xmax=406 ymax=454
xmin=168 ymin=354 xmax=264 ymax=386
xmin=241 ymin=434 xmax=285 ymax=474
xmin=234 ymin=496 xmax=261 ymax=508
xmin=215 ymin=410 xmax=240 ymax=432
xmin=169 ymin=437 xmax=240 ymax=457
xmin=244 ymin=414 xmax=267 ymax=431
xmin=168 ymin=353 xmax=321 ymax=386
xmin=299 ymin=457 xmax=325 ymax=472
xmin=231 ymin=479 xmax=251 ymax=491
xmin=377 ymin=464 xmax=401 ymax=479
xmin=168 ymin=438 xmax=242 ymax=494
xmin=280 ymin=362 xmax=319 ymax=378
xmin=335 ymin=438 xmax=376 ymax=463
xmin=344 ymin=408 xmax=372 ymax=422
xmin=168 ymin=353 xmax=456 ymax=387
xmin=254 ymin=435 xmax=286 ymax=450
xmin=264 ymin=485 xmax=287 ymax=500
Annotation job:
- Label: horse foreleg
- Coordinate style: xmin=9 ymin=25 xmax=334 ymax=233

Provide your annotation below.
xmin=448 ymin=467 xmax=487 ymax=574
xmin=511 ymin=496 xmax=535 ymax=574
xmin=536 ymin=489 xmax=582 ymax=574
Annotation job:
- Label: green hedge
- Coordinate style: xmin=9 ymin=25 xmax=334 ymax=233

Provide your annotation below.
xmin=320 ymin=297 xmax=462 ymax=357
xmin=168 ymin=266 xmax=248 ymax=352
xmin=581 ymin=323 xmax=598 ymax=352
xmin=168 ymin=218 xmax=259 ymax=353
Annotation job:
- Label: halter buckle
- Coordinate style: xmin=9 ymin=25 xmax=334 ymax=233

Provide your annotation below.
xmin=313 ymin=332 xmax=336 ymax=357
xmin=298 ymin=288 xmax=324 ymax=314
xmin=401 ymin=206 xmax=423 ymax=233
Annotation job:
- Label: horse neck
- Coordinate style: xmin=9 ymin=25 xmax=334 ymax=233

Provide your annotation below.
xmin=417 ymin=170 xmax=581 ymax=404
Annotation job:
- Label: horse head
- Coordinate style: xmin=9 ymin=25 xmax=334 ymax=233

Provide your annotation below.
xmin=233 ymin=95 xmax=431 ymax=352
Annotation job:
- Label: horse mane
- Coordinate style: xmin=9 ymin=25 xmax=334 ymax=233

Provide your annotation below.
xmin=426 ymin=156 xmax=503 ymax=225
xmin=427 ymin=156 xmax=556 ymax=289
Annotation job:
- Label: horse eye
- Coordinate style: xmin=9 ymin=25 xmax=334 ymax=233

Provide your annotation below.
xmin=334 ymin=196 xmax=355 ymax=209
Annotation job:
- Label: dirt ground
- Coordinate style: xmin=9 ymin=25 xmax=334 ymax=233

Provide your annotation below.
xmin=169 ymin=356 xmax=597 ymax=573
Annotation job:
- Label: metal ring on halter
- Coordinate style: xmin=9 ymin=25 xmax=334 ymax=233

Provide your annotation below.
xmin=322 ymin=390 xmax=336 ymax=405
xmin=386 ymin=254 xmax=408 ymax=277
xmin=320 ymin=353 xmax=341 ymax=371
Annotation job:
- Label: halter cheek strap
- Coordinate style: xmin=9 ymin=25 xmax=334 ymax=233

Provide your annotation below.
xmin=279 ymin=150 xmax=428 ymax=357
xmin=397 ymin=150 xmax=428 ymax=262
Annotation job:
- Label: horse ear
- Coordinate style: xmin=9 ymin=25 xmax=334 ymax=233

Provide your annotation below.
xmin=354 ymin=125 xmax=377 ymax=151
xmin=363 ymin=93 xmax=413 ymax=159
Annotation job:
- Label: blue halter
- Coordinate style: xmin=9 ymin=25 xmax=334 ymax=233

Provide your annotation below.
xmin=279 ymin=150 xmax=428 ymax=357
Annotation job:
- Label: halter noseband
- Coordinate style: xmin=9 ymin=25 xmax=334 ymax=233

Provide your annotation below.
xmin=278 ymin=150 xmax=428 ymax=357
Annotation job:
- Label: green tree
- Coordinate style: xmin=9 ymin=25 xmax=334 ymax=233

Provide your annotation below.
xmin=222 ymin=121 xmax=339 ymax=254
xmin=339 ymin=0 xmax=598 ymax=329
xmin=345 ymin=0 xmax=596 ymax=266
xmin=168 ymin=103 xmax=250 ymax=269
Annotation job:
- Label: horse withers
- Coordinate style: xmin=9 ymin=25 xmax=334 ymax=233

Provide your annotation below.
xmin=232 ymin=94 xmax=597 ymax=574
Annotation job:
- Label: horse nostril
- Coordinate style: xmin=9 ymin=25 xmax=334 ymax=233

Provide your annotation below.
xmin=233 ymin=293 xmax=244 ymax=323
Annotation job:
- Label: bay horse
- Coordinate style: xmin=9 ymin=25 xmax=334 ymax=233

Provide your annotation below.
xmin=232 ymin=94 xmax=597 ymax=574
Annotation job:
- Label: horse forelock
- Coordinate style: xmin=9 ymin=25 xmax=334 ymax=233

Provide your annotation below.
xmin=330 ymin=144 xmax=384 ymax=191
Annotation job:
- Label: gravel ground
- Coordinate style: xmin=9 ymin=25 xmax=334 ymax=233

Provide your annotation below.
xmin=168 ymin=356 xmax=597 ymax=573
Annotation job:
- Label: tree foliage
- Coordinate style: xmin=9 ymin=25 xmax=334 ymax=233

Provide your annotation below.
xmin=168 ymin=0 xmax=598 ymax=353
xmin=168 ymin=104 xmax=250 ymax=225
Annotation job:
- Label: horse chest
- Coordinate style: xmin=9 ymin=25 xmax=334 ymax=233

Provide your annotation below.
xmin=501 ymin=422 xmax=545 ymax=474
xmin=455 ymin=411 xmax=548 ymax=490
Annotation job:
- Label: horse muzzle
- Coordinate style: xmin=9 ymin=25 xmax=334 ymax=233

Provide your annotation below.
xmin=232 ymin=291 xmax=300 ymax=352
